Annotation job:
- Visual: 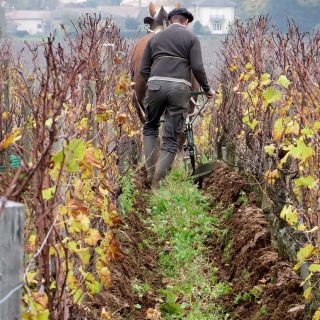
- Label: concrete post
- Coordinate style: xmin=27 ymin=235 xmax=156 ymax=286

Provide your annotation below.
xmin=0 ymin=201 xmax=24 ymax=320
xmin=85 ymin=80 xmax=98 ymax=145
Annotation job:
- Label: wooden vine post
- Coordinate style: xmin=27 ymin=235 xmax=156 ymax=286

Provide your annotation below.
xmin=0 ymin=201 xmax=24 ymax=320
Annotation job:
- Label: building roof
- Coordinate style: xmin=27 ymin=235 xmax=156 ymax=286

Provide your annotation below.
xmin=121 ymin=0 xmax=177 ymax=6
xmin=182 ymin=0 xmax=236 ymax=7
xmin=51 ymin=6 xmax=141 ymax=19
xmin=6 ymin=10 xmax=51 ymax=20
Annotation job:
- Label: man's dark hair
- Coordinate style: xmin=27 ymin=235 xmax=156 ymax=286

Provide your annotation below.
xmin=169 ymin=15 xmax=188 ymax=24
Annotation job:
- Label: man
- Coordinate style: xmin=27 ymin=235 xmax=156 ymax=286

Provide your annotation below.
xmin=140 ymin=7 xmax=215 ymax=188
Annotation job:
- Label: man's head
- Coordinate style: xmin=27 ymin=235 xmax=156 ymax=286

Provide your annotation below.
xmin=168 ymin=8 xmax=194 ymax=25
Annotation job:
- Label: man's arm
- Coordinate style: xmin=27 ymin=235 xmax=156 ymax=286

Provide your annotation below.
xmin=189 ymin=36 xmax=211 ymax=92
xmin=140 ymin=42 xmax=152 ymax=82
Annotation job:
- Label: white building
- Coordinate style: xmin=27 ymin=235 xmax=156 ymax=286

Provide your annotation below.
xmin=187 ymin=0 xmax=236 ymax=34
xmin=5 ymin=10 xmax=51 ymax=35
xmin=120 ymin=0 xmax=236 ymax=34
xmin=59 ymin=0 xmax=86 ymax=3
xmin=121 ymin=0 xmax=176 ymax=7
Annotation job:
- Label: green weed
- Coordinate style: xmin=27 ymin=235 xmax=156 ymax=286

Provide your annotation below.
xmin=222 ymin=204 xmax=234 ymax=220
xmin=131 ymin=279 xmax=151 ymax=298
xmin=238 ymin=190 xmax=248 ymax=206
xmin=147 ymin=169 xmax=231 ymax=319
xmin=222 ymin=239 xmax=234 ymax=262
xmin=118 ymin=170 xmax=137 ymax=214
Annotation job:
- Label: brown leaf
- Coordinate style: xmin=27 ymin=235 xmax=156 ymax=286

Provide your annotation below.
xmin=146 ymin=307 xmax=161 ymax=320
xmin=116 ymin=113 xmax=127 ymax=125
xmin=67 ymin=198 xmax=88 ymax=217
xmin=83 ymin=148 xmax=103 ymax=169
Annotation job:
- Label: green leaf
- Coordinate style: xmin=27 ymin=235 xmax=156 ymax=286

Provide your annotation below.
xmin=263 ymin=87 xmax=282 ymax=105
xmin=52 ymin=151 xmax=64 ymax=167
xmin=297 ymin=244 xmax=314 ymax=263
xmin=277 ymin=75 xmax=291 ymax=89
xmin=45 ymin=118 xmax=53 ymax=128
xmin=66 ymin=139 xmax=86 ymax=173
xmin=280 ymin=205 xmax=298 ymax=226
xmin=294 ymin=176 xmax=317 ymax=189
xmin=42 ymin=186 xmax=56 ymax=200
xmin=314 ymin=121 xmax=320 ymax=131
xmin=245 ymin=63 xmax=254 ymax=70
xmin=35 ymin=310 xmax=49 ymax=320
xmin=260 ymin=73 xmax=271 ymax=86
xmin=67 ymin=241 xmax=77 ymax=252
xmin=309 ymin=264 xmax=320 ymax=273
xmin=301 ymin=126 xmax=314 ymax=137
xmin=160 ymin=290 xmax=183 ymax=315
xmin=264 ymin=144 xmax=276 ymax=156
xmin=73 ymin=288 xmax=84 ymax=305
xmin=242 ymin=114 xmax=258 ymax=130
xmin=288 ymin=138 xmax=314 ymax=162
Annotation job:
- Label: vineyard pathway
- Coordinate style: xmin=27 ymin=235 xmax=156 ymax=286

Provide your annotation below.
xmin=98 ymin=162 xmax=304 ymax=320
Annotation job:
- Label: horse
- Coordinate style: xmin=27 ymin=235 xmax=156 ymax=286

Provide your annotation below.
xmin=130 ymin=2 xmax=200 ymax=173
xmin=130 ymin=2 xmax=199 ymax=123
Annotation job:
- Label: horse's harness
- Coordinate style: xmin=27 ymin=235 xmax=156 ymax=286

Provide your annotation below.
xmin=145 ymin=19 xmax=168 ymax=34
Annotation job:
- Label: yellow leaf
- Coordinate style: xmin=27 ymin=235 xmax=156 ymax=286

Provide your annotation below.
xmin=0 ymin=128 xmax=22 ymax=151
xmin=26 ymin=271 xmax=38 ymax=284
xmin=2 ymin=111 xmax=10 ymax=120
xmin=285 ymin=120 xmax=300 ymax=136
xmin=101 ymin=308 xmax=112 ymax=319
xmin=293 ymin=262 xmax=301 ymax=271
xmin=264 ymin=169 xmax=279 ymax=185
xmin=228 ymin=64 xmax=238 ymax=72
xmin=304 ymin=287 xmax=312 ymax=301
xmin=273 ymin=118 xmax=285 ymax=141
xmin=313 ymin=308 xmax=320 ymax=320
xmin=85 ymin=229 xmax=101 ymax=246
xmin=298 ymin=224 xmax=306 ymax=231
xmin=98 ymin=266 xmax=111 ymax=288
xmin=280 ymin=205 xmax=298 ymax=226
xmin=77 ymin=247 xmax=91 ymax=265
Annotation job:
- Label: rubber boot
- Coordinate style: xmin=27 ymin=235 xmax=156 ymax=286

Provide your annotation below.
xmin=143 ymin=135 xmax=159 ymax=186
xmin=152 ymin=150 xmax=176 ymax=189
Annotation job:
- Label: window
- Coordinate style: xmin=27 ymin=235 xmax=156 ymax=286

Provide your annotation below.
xmin=212 ymin=20 xmax=222 ymax=31
xmin=37 ymin=23 xmax=42 ymax=29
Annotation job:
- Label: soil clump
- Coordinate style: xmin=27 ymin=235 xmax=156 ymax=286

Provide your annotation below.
xmin=203 ymin=162 xmax=304 ymax=320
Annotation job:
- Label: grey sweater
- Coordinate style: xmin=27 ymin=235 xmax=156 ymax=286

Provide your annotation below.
xmin=140 ymin=24 xmax=210 ymax=92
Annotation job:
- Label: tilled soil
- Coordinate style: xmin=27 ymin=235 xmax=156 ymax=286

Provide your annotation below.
xmin=99 ymin=172 xmax=162 ymax=319
xmin=85 ymin=162 xmax=305 ymax=319
xmin=203 ymin=162 xmax=305 ymax=320
xmin=76 ymin=169 xmax=162 ymax=319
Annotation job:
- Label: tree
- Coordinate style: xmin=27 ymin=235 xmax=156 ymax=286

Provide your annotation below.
xmin=125 ymin=17 xmax=140 ymax=30
xmin=0 ymin=6 xmax=5 ymax=37
xmin=267 ymin=0 xmax=320 ymax=31
xmin=192 ymin=21 xmax=211 ymax=35
xmin=84 ymin=0 xmax=121 ymax=6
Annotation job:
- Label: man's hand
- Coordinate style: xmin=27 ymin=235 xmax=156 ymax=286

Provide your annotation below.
xmin=205 ymin=88 xmax=215 ymax=99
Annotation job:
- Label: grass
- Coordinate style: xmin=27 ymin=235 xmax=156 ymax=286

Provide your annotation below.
xmin=146 ymin=169 xmax=233 ymax=319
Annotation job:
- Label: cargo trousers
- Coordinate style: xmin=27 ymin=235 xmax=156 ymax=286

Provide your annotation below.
xmin=143 ymin=80 xmax=190 ymax=154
